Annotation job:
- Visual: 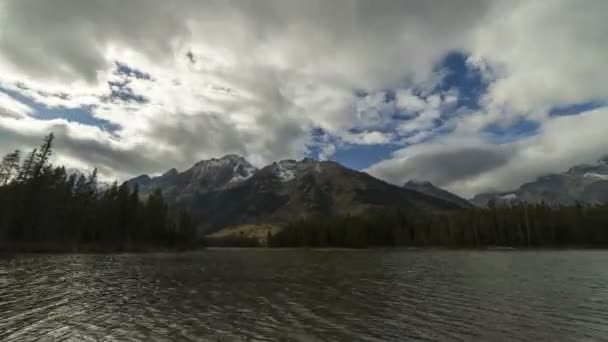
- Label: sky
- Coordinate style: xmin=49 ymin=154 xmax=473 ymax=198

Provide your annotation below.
xmin=0 ymin=0 xmax=607 ymax=198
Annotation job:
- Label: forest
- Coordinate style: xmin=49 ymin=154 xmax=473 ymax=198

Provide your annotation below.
xmin=0 ymin=133 xmax=196 ymax=252
xmin=269 ymin=202 xmax=608 ymax=248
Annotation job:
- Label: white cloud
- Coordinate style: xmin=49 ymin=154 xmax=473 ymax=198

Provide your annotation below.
xmin=367 ymin=107 xmax=608 ymax=198
xmin=470 ymin=0 xmax=608 ymax=114
xmin=0 ymin=92 xmax=31 ymax=118
xmin=342 ymin=131 xmax=394 ymax=145
xmin=0 ymin=0 xmax=605 ymax=196
xmin=396 ymin=89 xmax=426 ymax=113
xmin=0 ymin=0 xmax=491 ymax=178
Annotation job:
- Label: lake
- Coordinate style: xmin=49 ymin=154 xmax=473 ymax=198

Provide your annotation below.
xmin=1 ymin=250 xmax=608 ymax=341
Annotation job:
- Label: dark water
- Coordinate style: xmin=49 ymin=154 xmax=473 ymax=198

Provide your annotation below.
xmin=1 ymin=250 xmax=608 ymax=341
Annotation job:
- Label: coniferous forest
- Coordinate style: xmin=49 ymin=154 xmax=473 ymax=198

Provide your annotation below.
xmin=0 ymin=133 xmax=196 ymax=252
xmin=269 ymin=203 xmax=608 ymax=248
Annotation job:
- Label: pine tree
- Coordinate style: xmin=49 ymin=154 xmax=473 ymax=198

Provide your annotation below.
xmin=17 ymin=149 xmax=37 ymax=183
xmin=32 ymin=133 xmax=55 ymax=180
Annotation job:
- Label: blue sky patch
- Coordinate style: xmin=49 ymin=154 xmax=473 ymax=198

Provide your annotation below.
xmin=0 ymin=86 xmax=118 ymax=131
xmin=335 ymin=51 xmax=493 ymax=169
xmin=433 ymin=51 xmax=488 ymax=110
xmin=114 ymin=62 xmax=151 ymax=80
xmin=549 ymin=100 xmax=607 ymax=117
xmin=482 ymin=117 xmax=540 ymax=143
xmin=330 ymin=143 xmax=399 ymax=170
xmin=307 ymin=127 xmax=399 ymax=170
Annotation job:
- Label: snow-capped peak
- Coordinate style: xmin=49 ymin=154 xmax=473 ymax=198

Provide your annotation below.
xmin=189 ymin=154 xmax=258 ymax=185
xmin=193 ymin=154 xmax=251 ymax=170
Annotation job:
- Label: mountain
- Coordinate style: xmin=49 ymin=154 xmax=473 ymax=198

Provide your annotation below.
xmin=127 ymin=154 xmax=257 ymax=203
xmin=128 ymin=156 xmax=465 ymax=233
xmin=403 ymin=180 xmax=474 ymax=208
xmin=471 ymin=156 xmax=608 ymax=206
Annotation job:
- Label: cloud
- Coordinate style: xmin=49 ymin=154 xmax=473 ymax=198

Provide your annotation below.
xmin=0 ymin=92 xmax=31 ymax=118
xmin=367 ymin=107 xmax=608 ymax=197
xmin=0 ymin=0 xmax=494 ymax=178
xmin=470 ymin=0 xmax=608 ymax=114
xmin=0 ymin=0 xmax=605 ymax=196
xmin=366 ymin=139 xmax=513 ymax=192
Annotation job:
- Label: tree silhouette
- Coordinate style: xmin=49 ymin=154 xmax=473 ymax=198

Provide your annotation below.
xmin=0 ymin=133 xmax=197 ymax=252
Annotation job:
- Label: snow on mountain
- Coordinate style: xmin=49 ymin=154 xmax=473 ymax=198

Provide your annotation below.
xmin=189 ymin=154 xmax=257 ymax=186
xmin=272 ymin=160 xmax=297 ymax=182
xmin=127 ymin=154 xmax=258 ymax=200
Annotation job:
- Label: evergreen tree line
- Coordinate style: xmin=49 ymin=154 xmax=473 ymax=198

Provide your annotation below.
xmin=0 ymin=133 xmax=197 ymax=252
xmin=269 ymin=202 xmax=608 ymax=248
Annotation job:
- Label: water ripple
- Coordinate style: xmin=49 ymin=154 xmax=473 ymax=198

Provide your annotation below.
xmin=1 ymin=250 xmax=608 ymax=341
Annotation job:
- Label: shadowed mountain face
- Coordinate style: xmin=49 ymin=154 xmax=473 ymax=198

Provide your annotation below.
xmin=128 ymin=157 xmax=464 ymax=233
xmin=471 ymin=156 xmax=608 ymax=207
xmin=403 ymin=180 xmax=474 ymax=208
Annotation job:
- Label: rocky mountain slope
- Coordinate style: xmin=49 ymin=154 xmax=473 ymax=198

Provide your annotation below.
xmin=471 ymin=156 xmax=608 ymax=206
xmin=403 ymin=180 xmax=474 ymax=208
xmin=127 ymin=154 xmax=257 ymax=203
xmin=128 ymin=156 xmax=465 ymax=233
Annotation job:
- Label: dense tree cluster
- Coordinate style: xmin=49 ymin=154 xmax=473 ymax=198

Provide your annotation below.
xmin=0 ymin=133 xmax=196 ymax=252
xmin=269 ymin=203 xmax=608 ymax=248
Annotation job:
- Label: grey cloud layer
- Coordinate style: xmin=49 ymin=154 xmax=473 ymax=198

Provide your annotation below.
xmin=369 ymin=146 xmax=512 ymax=187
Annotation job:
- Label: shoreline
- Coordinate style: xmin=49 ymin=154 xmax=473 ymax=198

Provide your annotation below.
xmin=0 ymin=242 xmax=199 ymax=254
xmin=3 ymin=243 xmax=608 ymax=254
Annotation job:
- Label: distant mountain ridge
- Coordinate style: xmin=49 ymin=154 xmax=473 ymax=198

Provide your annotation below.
xmin=127 ymin=155 xmax=465 ymax=233
xmin=471 ymin=156 xmax=608 ymax=206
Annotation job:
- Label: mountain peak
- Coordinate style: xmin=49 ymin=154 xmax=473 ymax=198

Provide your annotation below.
xmin=219 ymin=154 xmax=247 ymax=162
xmin=195 ymin=154 xmax=247 ymax=165
xmin=191 ymin=154 xmax=256 ymax=176
xmin=190 ymin=154 xmax=257 ymax=184
xmin=127 ymin=155 xmax=258 ymax=200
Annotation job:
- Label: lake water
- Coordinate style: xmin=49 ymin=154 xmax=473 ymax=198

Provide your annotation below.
xmin=1 ymin=250 xmax=608 ymax=341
